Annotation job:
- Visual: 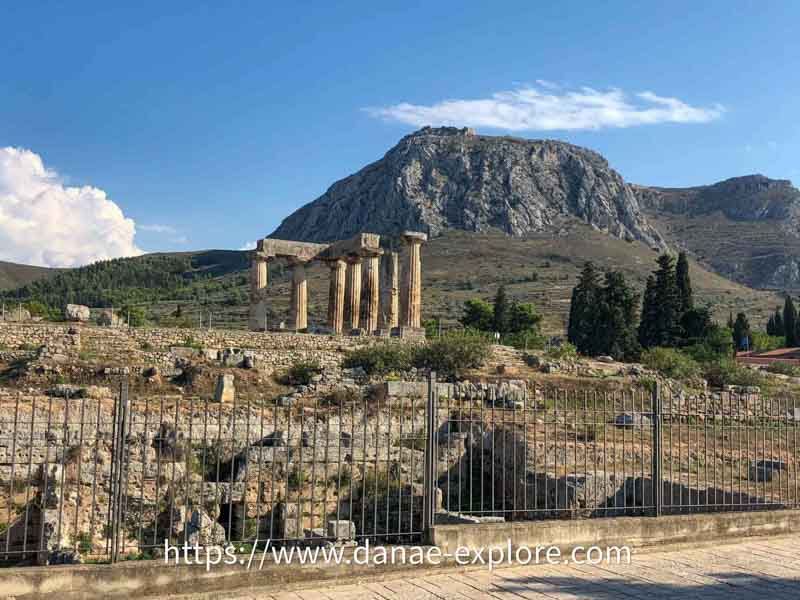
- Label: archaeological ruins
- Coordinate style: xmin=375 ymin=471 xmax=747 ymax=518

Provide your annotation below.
xmin=248 ymin=231 xmax=427 ymax=335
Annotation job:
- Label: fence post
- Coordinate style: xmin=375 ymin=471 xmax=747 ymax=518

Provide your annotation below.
xmin=109 ymin=379 xmax=130 ymax=563
xmin=423 ymin=371 xmax=438 ymax=543
xmin=651 ymin=381 xmax=663 ymax=517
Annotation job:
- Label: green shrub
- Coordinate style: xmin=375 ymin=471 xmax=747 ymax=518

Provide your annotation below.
xmin=120 ymin=305 xmax=147 ymax=327
xmin=502 ymin=331 xmax=546 ymax=351
xmin=24 ymin=300 xmax=58 ymax=320
xmin=288 ymin=467 xmax=307 ymax=490
xmin=640 ymin=347 xmax=701 ymax=380
xmin=413 ymin=331 xmax=491 ymax=378
xmin=345 ymin=333 xmax=492 ymax=380
xmin=74 ymin=532 xmax=94 ymax=554
xmin=750 ymin=331 xmax=784 ymax=353
xmin=765 ymin=361 xmax=800 ymax=377
xmin=702 ymin=358 xmax=763 ymax=388
xmin=281 ymin=360 xmax=322 ymax=386
xmin=181 ymin=336 xmax=203 ymax=350
xmin=343 ymin=343 xmax=414 ymax=377
xmin=360 ymin=467 xmax=403 ymax=498
xmin=545 ymin=342 xmax=577 ymax=360
xmin=683 ymin=342 xmax=724 ymax=364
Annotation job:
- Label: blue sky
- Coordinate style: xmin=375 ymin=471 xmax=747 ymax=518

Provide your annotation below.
xmin=1 ymin=1 xmax=799 ymax=266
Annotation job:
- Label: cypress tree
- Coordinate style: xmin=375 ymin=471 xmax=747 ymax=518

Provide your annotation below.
xmin=650 ymin=253 xmax=681 ymax=347
xmin=638 ymin=275 xmax=658 ymax=348
xmin=492 ymin=285 xmax=510 ymax=334
xmin=785 ymin=297 xmax=799 ymax=347
xmin=732 ymin=312 xmax=751 ymax=351
xmin=774 ymin=306 xmax=785 ymax=337
xmin=567 ymin=262 xmax=601 ymax=354
xmin=767 ymin=314 xmax=776 ymax=336
xmin=596 ymin=270 xmax=640 ymax=360
xmin=675 ymin=251 xmax=693 ymax=315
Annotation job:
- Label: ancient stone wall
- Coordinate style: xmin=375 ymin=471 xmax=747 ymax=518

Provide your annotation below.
xmin=0 ymin=323 xmax=373 ymax=375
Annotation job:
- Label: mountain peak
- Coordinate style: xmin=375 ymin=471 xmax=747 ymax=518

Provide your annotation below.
xmin=637 ymin=174 xmax=800 ymax=221
xmin=405 ymin=126 xmax=477 ymax=138
xmin=270 ymin=130 xmax=665 ymax=249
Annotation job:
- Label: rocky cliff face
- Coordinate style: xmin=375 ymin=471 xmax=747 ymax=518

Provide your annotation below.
xmin=271 ymin=127 xmax=665 ymax=249
xmin=635 ymin=175 xmax=800 ymax=289
xmin=635 ymin=175 xmax=800 ymax=227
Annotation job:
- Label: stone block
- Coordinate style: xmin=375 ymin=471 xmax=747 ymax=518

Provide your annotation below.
xmin=390 ymin=326 xmax=426 ymax=340
xmin=326 ymin=520 xmax=356 ymax=540
xmin=64 ymin=304 xmax=90 ymax=322
xmin=214 ymin=374 xmax=235 ymax=403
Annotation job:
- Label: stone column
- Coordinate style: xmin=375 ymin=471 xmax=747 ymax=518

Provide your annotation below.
xmin=326 ymin=259 xmax=346 ymax=334
xmin=344 ymin=256 xmax=362 ymax=330
xmin=289 ymin=260 xmax=308 ymax=331
xmin=359 ymin=251 xmax=382 ymax=334
xmin=248 ymin=255 xmax=269 ymax=331
xmin=400 ymin=232 xmax=427 ymax=329
xmin=380 ymin=251 xmax=399 ymax=329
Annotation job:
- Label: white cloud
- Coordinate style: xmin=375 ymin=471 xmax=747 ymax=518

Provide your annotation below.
xmin=535 ymin=79 xmax=561 ymax=90
xmin=0 ymin=147 xmax=142 ymax=267
xmin=238 ymin=241 xmax=256 ymax=251
xmin=366 ymin=84 xmax=724 ymax=132
xmin=139 ymin=223 xmax=187 ymax=244
xmin=139 ymin=223 xmax=177 ymax=234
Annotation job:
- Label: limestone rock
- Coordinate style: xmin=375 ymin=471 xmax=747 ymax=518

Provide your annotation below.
xmin=749 ymin=459 xmax=788 ymax=482
xmin=326 ymin=519 xmax=356 ymax=541
xmin=614 ymin=413 xmax=651 ymax=428
xmin=214 ymin=374 xmax=235 ymax=403
xmin=168 ymin=506 xmax=227 ymax=546
xmin=97 ymin=309 xmax=124 ymax=327
xmin=64 ymin=304 xmax=91 ymax=322
xmin=271 ymin=127 xmax=665 ymax=250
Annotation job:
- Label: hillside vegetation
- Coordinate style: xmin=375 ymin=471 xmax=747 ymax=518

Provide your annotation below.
xmin=0 ymin=261 xmax=56 ymax=291
xmin=0 ymin=225 xmax=782 ymax=334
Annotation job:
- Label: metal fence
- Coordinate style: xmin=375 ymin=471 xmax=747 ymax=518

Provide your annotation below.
xmin=434 ymin=382 xmax=798 ymax=521
xmin=1 ymin=376 xmax=798 ymax=566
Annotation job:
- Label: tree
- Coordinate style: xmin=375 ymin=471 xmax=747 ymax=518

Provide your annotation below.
xmin=785 ymin=297 xmax=799 ymax=347
xmin=507 ymin=301 xmax=541 ymax=334
xmin=675 ymin=251 xmax=693 ymax=315
xmin=567 ymin=262 xmax=601 ymax=354
xmin=638 ymin=275 xmax=658 ymax=348
xmin=681 ymin=306 xmax=713 ymax=342
xmin=732 ymin=312 xmax=751 ymax=351
xmin=595 ymin=271 xmax=640 ymax=360
xmin=492 ymin=285 xmax=510 ymax=334
xmin=120 ymin=305 xmax=147 ymax=327
xmin=460 ymin=298 xmax=494 ymax=331
xmin=639 ymin=254 xmax=681 ymax=348
xmin=767 ymin=314 xmax=776 ymax=336
xmin=772 ymin=306 xmax=785 ymax=337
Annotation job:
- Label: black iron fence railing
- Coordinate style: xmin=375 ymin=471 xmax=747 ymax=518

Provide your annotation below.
xmin=0 ymin=376 xmax=796 ymax=566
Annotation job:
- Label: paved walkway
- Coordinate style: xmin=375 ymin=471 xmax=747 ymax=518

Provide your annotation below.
xmin=262 ymin=536 xmax=800 ymax=600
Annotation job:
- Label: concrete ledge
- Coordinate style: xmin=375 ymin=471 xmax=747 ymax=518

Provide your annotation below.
xmin=2 ymin=510 xmax=799 ymax=599
xmin=430 ymin=508 xmax=800 ymax=555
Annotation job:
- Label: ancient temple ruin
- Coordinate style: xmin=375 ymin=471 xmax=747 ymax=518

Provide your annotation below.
xmin=248 ymin=231 xmax=427 ymax=335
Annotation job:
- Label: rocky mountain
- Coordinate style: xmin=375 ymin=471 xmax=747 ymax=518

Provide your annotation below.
xmin=271 ymin=127 xmax=665 ymax=250
xmin=635 ymin=175 xmax=800 ymax=226
xmin=273 ymin=127 xmax=800 ymax=291
xmin=635 ymin=175 xmax=800 ymax=289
